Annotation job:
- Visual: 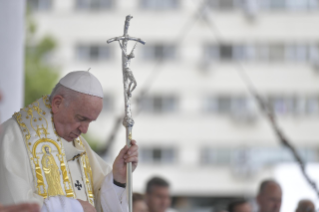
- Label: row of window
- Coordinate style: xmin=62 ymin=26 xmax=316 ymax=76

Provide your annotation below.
xmin=205 ymin=44 xmax=319 ymax=63
xmin=27 ymin=0 xmax=178 ymax=11
xmin=205 ymin=95 xmax=319 ymax=116
xmin=139 ymin=146 xmax=319 ymax=165
xmin=102 ymin=95 xmax=319 ymax=116
xmin=27 ymin=0 xmax=319 ymax=11
xmin=209 ymin=0 xmax=319 ymax=11
xmin=75 ymin=43 xmax=319 ymax=63
xmin=201 ymin=147 xmax=318 ymax=165
xmin=75 ymin=44 xmax=175 ymax=61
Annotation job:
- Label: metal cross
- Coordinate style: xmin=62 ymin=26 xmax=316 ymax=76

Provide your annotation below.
xmin=107 ymin=15 xmax=145 ymax=212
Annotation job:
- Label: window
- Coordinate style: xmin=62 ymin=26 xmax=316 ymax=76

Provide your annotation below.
xmin=220 ymin=44 xmax=234 ymax=61
xmin=138 ymin=95 xmax=178 ymax=113
xmin=205 ymin=96 xmax=251 ymax=115
xmin=269 ymin=0 xmax=286 ymax=10
xmin=268 ymin=96 xmax=293 ymax=115
xmin=204 ymin=45 xmax=219 ymax=61
xmin=75 ymin=0 xmax=113 ymax=10
xmin=309 ymin=45 xmax=319 ymax=62
xmin=76 ymin=44 xmax=112 ymax=61
xmin=207 ymin=0 xmax=319 ymax=11
xmin=217 ymin=96 xmax=232 ymax=114
xmin=143 ymin=44 xmax=176 ymax=61
xmin=208 ymin=0 xmax=241 ymax=10
xmin=201 ymin=147 xmax=319 ymax=165
xmin=205 ymin=44 xmax=234 ymax=61
xmin=201 ymin=148 xmax=232 ymax=165
xmin=306 ymin=97 xmax=319 ymax=114
xmin=259 ymin=0 xmax=319 ymax=11
xmin=268 ymin=44 xmax=285 ymax=62
xmin=205 ymin=43 xmax=317 ymax=63
xmin=27 ymin=0 xmax=52 ymax=11
xmin=140 ymin=147 xmax=176 ymax=164
xmin=268 ymin=96 xmax=319 ymax=116
xmin=139 ymin=0 xmax=179 ymax=10
xmin=285 ymin=44 xmax=308 ymax=62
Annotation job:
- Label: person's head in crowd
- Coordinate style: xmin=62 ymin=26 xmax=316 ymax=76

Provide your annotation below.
xmin=256 ymin=179 xmax=282 ymax=212
xmin=133 ymin=193 xmax=149 ymax=212
xmin=145 ymin=176 xmax=171 ymax=212
xmin=228 ymin=199 xmax=253 ymax=212
xmin=295 ymin=199 xmax=315 ymax=212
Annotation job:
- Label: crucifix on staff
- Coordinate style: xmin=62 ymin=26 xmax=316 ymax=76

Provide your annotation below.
xmin=107 ymin=15 xmax=146 ymax=212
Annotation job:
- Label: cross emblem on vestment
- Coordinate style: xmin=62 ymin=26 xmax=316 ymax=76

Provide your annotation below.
xmin=75 ymin=180 xmax=82 ymax=190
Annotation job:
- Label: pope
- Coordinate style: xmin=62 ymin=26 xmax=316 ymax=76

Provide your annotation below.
xmin=0 ymin=70 xmax=139 ymax=212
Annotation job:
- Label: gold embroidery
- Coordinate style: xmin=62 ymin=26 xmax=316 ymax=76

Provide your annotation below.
xmin=13 ymin=112 xmax=31 ymax=153
xmin=41 ymin=145 xmax=64 ymax=197
xmin=34 ymin=156 xmax=47 ymax=198
xmin=78 ymin=138 xmax=95 ymax=203
xmin=13 ymin=96 xmax=75 ymax=199
xmin=43 ymin=95 xmax=51 ymax=109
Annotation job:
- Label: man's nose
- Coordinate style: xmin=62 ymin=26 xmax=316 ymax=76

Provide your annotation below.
xmin=79 ymin=122 xmax=89 ymax=134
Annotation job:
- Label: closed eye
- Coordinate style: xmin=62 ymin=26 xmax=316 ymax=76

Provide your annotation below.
xmin=76 ymin=115 xmax=87 ymax=122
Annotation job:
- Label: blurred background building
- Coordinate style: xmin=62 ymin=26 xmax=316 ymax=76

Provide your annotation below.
xmin=1 ymin=0 xmax=319 ymax=211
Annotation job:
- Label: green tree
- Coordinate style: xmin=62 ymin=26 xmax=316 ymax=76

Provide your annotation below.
xmin=24 ymin=12 xmax=59 ymax=106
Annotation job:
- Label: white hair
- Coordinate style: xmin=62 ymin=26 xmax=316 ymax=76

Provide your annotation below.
xmin=49 ymin=83 xmax=80 ymax=106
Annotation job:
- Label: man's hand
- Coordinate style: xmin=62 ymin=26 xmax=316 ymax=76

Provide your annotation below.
xmin=0 ymin=203 xmax=40 ymax=212
xmin=113 ymin=140 xmax=138 ymax=184
xmin=77 ymin=200 xmax=96 ymax=212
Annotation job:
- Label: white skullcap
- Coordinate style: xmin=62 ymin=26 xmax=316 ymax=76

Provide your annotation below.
xmin=59 ymin=70 xmax=103 ymax=98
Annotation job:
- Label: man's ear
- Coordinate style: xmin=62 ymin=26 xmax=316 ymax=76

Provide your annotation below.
xmin=51 ymin=95 xmax=63 ymax=114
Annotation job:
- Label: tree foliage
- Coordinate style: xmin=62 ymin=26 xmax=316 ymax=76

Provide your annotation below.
xmin=24 ymin=13 xmax=59 ymax=106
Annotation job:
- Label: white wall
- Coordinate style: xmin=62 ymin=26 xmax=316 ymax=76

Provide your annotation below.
xmin=0 ymin=0 xmax=25 ymax=123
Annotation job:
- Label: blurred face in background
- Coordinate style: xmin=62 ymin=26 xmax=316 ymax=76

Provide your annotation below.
xmin=146 ymin=186 xmax=171 ymax=212
xmin=257 ymin=183 xmax=282 ymax=212
xmin=296 ymin=200 xmax=315 ymax=212
xmin=133 ymin=200 xmax=149 ymax=212
xmin=233 ymin=202 xmax=253 ymax=212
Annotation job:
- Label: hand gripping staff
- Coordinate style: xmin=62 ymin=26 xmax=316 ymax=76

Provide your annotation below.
xmin=107 ymin=15 xmax=145 ymax=212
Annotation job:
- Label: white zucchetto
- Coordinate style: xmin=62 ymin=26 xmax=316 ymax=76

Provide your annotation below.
xmin=59 ymin=70 xmax=104 ymax=98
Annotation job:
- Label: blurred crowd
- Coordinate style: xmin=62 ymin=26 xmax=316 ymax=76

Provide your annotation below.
xmin=133 ymin=177 xmax=316 ymax=212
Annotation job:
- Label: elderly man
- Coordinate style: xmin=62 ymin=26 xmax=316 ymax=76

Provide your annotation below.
xmin=145 ymin=177 xmax=176 ymax=212
xmin=0 ymin=71 xmax=138 ymax=212
xmin=256 ymin=179 xmax=282 ymax=212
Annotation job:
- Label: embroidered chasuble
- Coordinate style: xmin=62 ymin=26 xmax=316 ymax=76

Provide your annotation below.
xmin=0 ymin=95 xmax=128 ymax=212
xmin=12 ymin=95 xmax=95 ymax=205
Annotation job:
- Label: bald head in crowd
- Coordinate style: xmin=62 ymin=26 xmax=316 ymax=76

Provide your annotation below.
xmin=256 ymin=180 xmax=282 ymax=212
xmin=295 ymin=199 xmax=315 ymax=212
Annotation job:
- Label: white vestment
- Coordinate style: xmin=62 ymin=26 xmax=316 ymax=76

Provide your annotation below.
xmin=0 ymin=118 xmax=128 ymax=212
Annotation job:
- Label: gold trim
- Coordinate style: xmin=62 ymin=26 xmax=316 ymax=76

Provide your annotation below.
xmin=12 ymin=95 xmax=75 ymax=199
xmin=77 ymin=137 xmax=95 ymax=205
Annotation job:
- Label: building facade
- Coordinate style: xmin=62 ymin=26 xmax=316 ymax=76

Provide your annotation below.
xmin=27 ymin=0 xmax=319 ymax=211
